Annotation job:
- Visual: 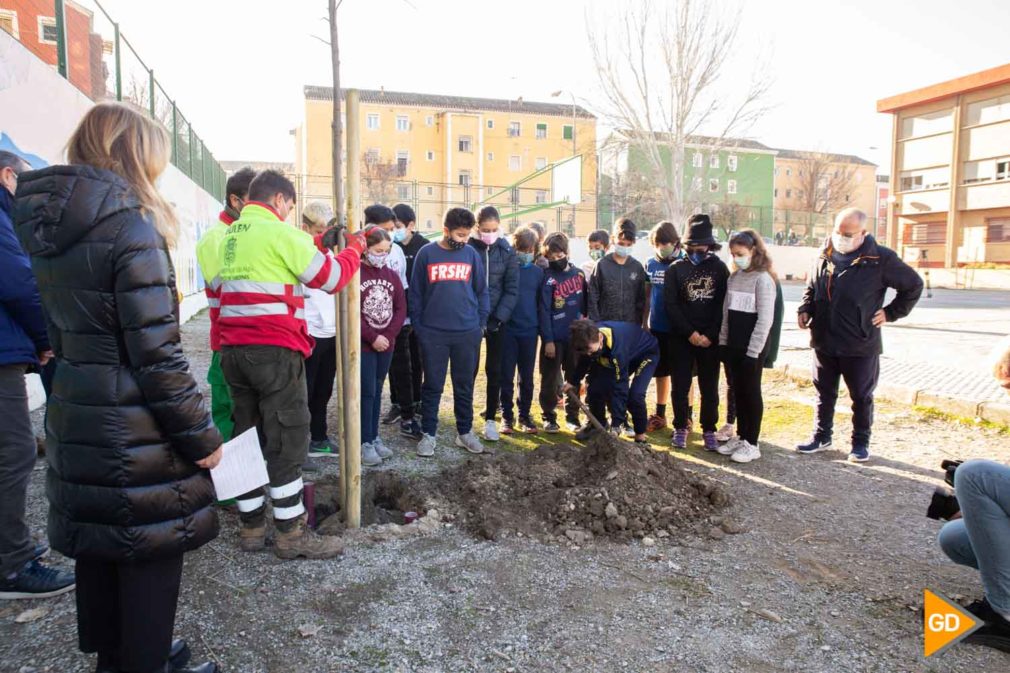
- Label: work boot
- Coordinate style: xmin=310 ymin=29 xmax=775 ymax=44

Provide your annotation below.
xmin=274 ymin=516 xmax=345 ymax=560
xmin=239 ymin=523 xmax=266 ymax=552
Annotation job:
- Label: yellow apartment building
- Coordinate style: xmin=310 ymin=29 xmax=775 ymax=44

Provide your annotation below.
xmin=294 ymin=87 xmax=598 ymax=235
xmin=772 ymin=150 xmax=877 ymax=241
xmin=878 ymin=63 xmax=1010 ymax=268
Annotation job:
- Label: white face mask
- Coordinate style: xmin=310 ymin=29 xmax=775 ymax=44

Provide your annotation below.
xmin=832 ymin=232 xmax=863 ymax=254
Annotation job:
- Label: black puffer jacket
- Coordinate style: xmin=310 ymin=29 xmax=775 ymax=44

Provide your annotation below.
xmin=468 ymin=236 xmax=518 ymax=328
xmin=14 ymin=165 xmax=221 ymax=562
xmin=588 ymin=253 xmax=647 ymax=324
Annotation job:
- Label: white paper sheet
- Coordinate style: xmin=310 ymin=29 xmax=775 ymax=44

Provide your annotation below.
xmin=209 ymin=427 xmax=269 ymax=501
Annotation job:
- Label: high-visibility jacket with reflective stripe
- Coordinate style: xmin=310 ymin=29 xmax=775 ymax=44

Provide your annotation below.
xmin=196 ymin=212 xmax=232 ymax=351
xmin=218 ymin=202 xmax=355 ymax=357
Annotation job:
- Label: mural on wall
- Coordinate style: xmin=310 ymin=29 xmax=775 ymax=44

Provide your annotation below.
xmin=0 ymin=30 xmax=220 ymax=303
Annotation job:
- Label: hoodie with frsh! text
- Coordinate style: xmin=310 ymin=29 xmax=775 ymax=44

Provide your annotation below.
xmin=408 ymin=242 xmax=490 ymax=335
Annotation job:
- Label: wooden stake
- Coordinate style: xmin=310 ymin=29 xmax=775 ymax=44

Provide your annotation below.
xmin=343 ymin=89 xmax=362 ymax=528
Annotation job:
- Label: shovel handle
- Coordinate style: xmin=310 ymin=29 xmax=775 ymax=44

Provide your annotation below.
xmin=566 ymin=388 xmax=607 ymax=434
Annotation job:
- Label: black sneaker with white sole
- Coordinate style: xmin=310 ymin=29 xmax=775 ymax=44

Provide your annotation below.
xmin=400 ymin=418 xmax=423 ymax=440
xmin=0 ymin=559 xmax=75 ymax=600
xmin=795 ymin=436 xmax=832 ymax=454
xmin=381 ymin=404 xmax=401 ymax=425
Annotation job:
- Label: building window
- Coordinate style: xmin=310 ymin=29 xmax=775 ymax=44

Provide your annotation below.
xmin=458 ymin=136 xmax=472 ymax=153
xmin=426 ymin=150 xmax=434 ymax=161
xmin=774 ymin=167 xmax=779 ymax=176
xmin=535 ymin=157 xmax=547 ymax=170
xmin=0 ymin=10 xmax=19 ymax=39
xmin=773 ymin=188 xmax=778 ymax=198
xmin=365 ymin=148 xmax=380 ymax=163
xmin=396 ymin=150 xmax=409 ymax=177
xmin=985 ymin=218 xmax=1010 ymax=242
xmin=785 ymin=189 xmax=792 ymax=198
xmin=900 ymin=109 xmax=953 ymax=139
xmin=966 ymin=95 xmax=1010 ymax=126
xmin=458 ymin=170 xmax=471 ymax=187
xmin=38 ymin=16 xmax=57 ymax=45
xmin=396 ymin=115 xmax=409 ymax=132
xmin=426 ymin=186 xmax=434 ymax=196
xmin=710 ymin=154 xmax=720 ymax=169
xmin=535 ymin=190 xmax=547 ymax=204
xmin=397 ymin=184 xmax=411 ymax=200
xmin=487 ymin=152 xmax=494 ymax=162
xmin=691 ymin=177 xmax=702 ymax=191
xmin=727 ymin=155 xmax=738 ymax=172
xmin=425 ymin=115 xmax=434 ymax=126
xmin=709 ymin=178 xmax=719 ymax=192
xmin=487 ymin=119 xmax=494 ymax=129
xmin=508 ymin=121 xmax=521 ymax=137
xmin=536 ymin=123 xmax=548 ymax=139
xmin=693 ymin=152 xmax=704 ymax=168
xmin=903 ymin=222 xmax=947 ymax=245
xmin=366 ymin=114 xmax=380 ymax=130
xmin=563 ymin=125 xmax=574 ymax=141
xmin=798 ymin=189 xmax=805 ymax=200
xmin=899 ymin=166 xmax=949 ymax=192
xmin=727 ymin=179 xmax=737 ymax=195
xmin=509 ymin=155 xmax=521 ymax=171
xmin=785 ymin=168 xmax=791 ymax=177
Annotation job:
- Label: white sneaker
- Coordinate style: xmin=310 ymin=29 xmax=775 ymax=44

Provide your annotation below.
xmin=565 ymin=420 xmax=581 ymax=432
xmin=730 ymin=440 xmax=761 ymax=464
xmin=417 ymin=434 xmax=436 ymax=457
xmin=361 ymin=441 xmax=382 ymax=466
xmin=482 ymin=420 xmax=500 ymax=442
xmin=717 ymin=437 xmax=742 ymax=456
xmin=454 ymin=432 xmax=485 ymax=455
xmin=714 ymin=423 xmax=736 ymax=443
xmin=373 ymin=437 xmax=394 ymax=459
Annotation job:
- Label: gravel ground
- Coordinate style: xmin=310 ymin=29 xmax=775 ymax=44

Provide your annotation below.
xmin=2 ymin=311 xmax=1009 ymax=673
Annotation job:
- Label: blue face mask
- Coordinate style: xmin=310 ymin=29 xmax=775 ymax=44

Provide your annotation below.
xmin=688 ymin=251 xmax=707 ymax=265
xmin=392 ymin=228 xmax=407 ymax=243
xmin=518 ymin=252 xmax=535 ymax=266
xmin=614 ymin=245 xmax=634 ymax=258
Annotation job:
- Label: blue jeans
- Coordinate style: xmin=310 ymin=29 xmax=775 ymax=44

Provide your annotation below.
xmin=938 ymin=460 xmax=1010 ymax=616
xmin=361 ymin=349 xmax=394 ymax=445
xmin=500 ymin=332 xmax=538 ymax=422
xmin=418 ymin=328 xmax=483 ymax=436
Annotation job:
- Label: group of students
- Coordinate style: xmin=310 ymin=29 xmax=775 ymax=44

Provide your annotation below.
xmin=321 ymin=200 xmax=785 ymax=466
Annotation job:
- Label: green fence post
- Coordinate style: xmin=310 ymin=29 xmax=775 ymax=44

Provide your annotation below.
xmin=188 ymin=126 xmax=194 ymax=181
xmin=113 ymin=23 xmax=122 ymax=101
xmin=148 ymin=69 xmax=155 ymax=118
xmin=171 ymin=101 xmax=178 ymax=167
xmin=54 ymin=0 xmax=68 ymax=79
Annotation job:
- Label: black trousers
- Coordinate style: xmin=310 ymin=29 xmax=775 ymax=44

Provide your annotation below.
xmin=812 ymin=351 xmax=879 ymax=446
xmin=388 ymin=326 xmax=416 ymax=421
xmin=723 ymin=361 xmax=737 ymax=425
xmin=76 ymin=554 xmax=183 ymax=673
xmin=305 ymin=337 xmax=337 ymax=441
xmin=475 ymin=328 xmax=505 ymax=421
xmin=538 ymin=339 xmax=580 ymax=424
xmin=671 ymin=338 xmax=721 ymax=433
xmin=726 ymin=349 xmax=764 ymax=444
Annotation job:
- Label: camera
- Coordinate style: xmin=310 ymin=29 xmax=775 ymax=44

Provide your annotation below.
xmin=926 ymin=460 xmax=963 ymax=521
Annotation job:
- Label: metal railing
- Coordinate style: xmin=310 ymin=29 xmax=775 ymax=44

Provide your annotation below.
xmin=11 ymin=0 xmax=225 ymax=201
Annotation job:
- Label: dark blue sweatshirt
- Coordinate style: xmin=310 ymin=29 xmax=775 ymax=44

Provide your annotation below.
xmin=506 ymin=262 xmax=543 ymax=338
xmin=0 ymin=187 xmax=50 ymax=366
xmin=408 ymin=242 xmax=490 ymax=334
xmin=539 ymin=262 xmax=586 ymax=343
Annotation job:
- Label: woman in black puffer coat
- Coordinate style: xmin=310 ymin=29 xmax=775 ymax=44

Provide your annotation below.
xmin=14 ymin=102 xmax=222 ymax=673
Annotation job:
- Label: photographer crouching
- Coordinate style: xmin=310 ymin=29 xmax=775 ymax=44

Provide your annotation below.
xmin=935 ymin=337 xmax=1010 ymax=653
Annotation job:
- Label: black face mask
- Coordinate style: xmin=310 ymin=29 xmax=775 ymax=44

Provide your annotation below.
xmin=549 ymin=258 xmax=568 ymax=272
xmin=444 ymin=236 xmax=467 ymax=250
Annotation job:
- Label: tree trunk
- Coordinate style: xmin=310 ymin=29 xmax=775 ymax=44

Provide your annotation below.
xmin=329 ymin=0 xmax=344 ymax=225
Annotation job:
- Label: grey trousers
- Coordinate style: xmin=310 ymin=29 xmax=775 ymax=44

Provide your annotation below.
xmin=0 ymin=364 xmax=36 ymax=577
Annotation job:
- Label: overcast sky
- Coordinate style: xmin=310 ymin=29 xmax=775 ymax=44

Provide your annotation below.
xmin=95 ymin=0 xmax=1010 ymax=171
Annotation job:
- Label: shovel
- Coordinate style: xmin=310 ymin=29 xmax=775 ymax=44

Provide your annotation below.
xmin=566 ymin=388 xmax=608 ymax=434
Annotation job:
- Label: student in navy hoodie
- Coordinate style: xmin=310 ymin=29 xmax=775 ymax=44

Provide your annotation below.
xmin=409 ymin=208 xmax=490 ymax=457
xmin=499 ymin=227 xmax=544 ymax=435
xmin=567 ymin=319 xmax=659 ymax=444
xmin=538 ymin=232 xmax=587 ymax=433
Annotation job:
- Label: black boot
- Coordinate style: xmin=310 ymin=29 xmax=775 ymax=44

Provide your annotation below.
xmin=171 ymin=663 xmax=219 ymax=673
xmin=95 ymin=640 xmax=191 ymax=673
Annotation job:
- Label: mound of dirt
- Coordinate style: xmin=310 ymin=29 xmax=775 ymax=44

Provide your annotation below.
xmin=429 ymin=436 xmax=730 ymax=542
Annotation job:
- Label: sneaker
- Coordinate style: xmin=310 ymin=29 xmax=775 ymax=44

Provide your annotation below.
xmin=964 ymin=598 xmax=1010 ymax=653
xmin=239 ymin=523 xmax=266 ymax=552
xmin=731 ymin=440 xmax=762 ymax=464
xmin=373 ymin=437 xmax=394 ymax=459
xmin=702 ymin=431 xmax=719 ymax=452
xmin=417 ymin=434 xmax=436 ymax=457
xmin=672 ymin=428 xmax=688 ymax=449
xmin=622 ymin=423 xmax=636 ymax=438
xmin=564 ymin=417 xmax=581 ymax=432
xmin=400 ymin=418 xmax=423 ymax=441
xmin=274 ymin=516 xmax=344 ymax=560
xmin=500 ymin=418 xmax=515 ymax=435
xmin=32 ymin=542 xmax=49 ymax=560
xmin=382 ymin=404 xmax=402 ymax=425
xmin=519 ymin=417 xmax=539 ymax=434
xmin=795 ymin=436 xmax=832 ymax=454
xmin=482 ymin=420 xmax=500 ymax=442
xmin=0 ymin=559 xmax=75 ymax=600
xmin=717 ymin=438 xmax=743 ymax=456
xmin=543 ymin=420 xmax=561 ymax=434
xmin=575 ymin=424 xmax=596 ymax=442
xmin=455 ymin=432 xmax=485 ymax=454
xmin=646 ymin=414 xmax=668 ymax=432
xmin=308 ymin=437 xmax=338 ymax=457
xmin=361 ymin=442 xmax=382 ymax=466
xmin=302 ymin=457 xmax=321 ymax=473
xmin=848 ymin=445 xmax=870 ymax=463
xmin=714 ymin=423 xmax=736 ymax=443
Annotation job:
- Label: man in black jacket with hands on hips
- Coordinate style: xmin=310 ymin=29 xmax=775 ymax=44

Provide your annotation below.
xmin=796 ymin=207 xmax=923 ymax=463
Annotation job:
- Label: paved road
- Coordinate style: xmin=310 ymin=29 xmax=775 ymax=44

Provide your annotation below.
xmin=779 ymin=284 xmax=1010 ymax=403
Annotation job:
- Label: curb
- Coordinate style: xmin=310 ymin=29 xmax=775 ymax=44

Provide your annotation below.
xmin=775 ymin=363 xmax=1007 ymax=427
